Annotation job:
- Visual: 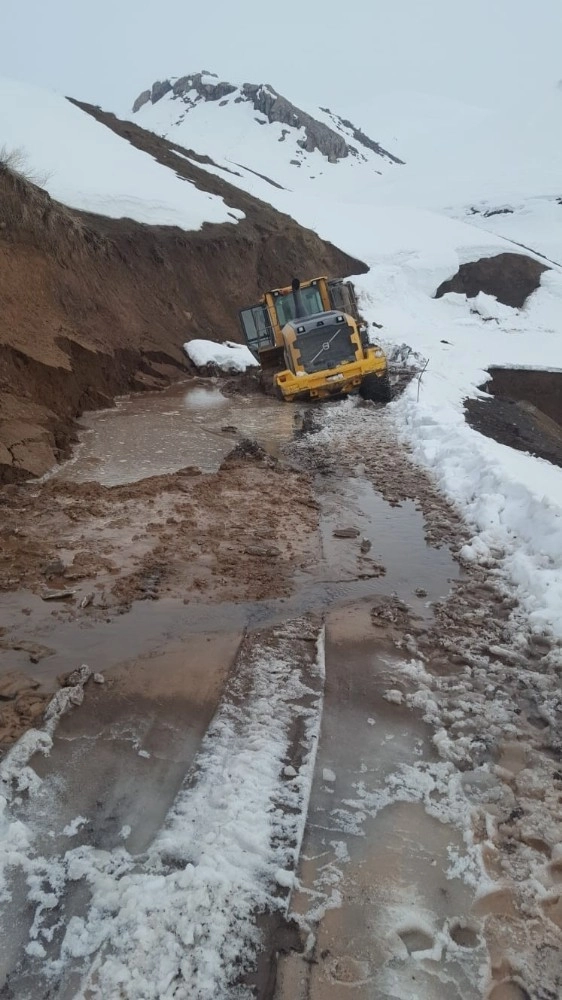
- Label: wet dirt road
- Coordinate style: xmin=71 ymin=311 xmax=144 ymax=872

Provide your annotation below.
xmin=0 ymin=380 xmax=560 ymax=999
xmin=276 ymin=606 xmax=483 ymax=1000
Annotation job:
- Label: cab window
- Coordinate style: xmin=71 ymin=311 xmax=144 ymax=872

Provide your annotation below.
xmin=274 ymin=285 xmax=324 ymax=326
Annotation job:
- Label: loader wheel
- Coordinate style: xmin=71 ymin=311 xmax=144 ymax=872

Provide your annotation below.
xmin=359 ymin=372 xmax=392 ymax=403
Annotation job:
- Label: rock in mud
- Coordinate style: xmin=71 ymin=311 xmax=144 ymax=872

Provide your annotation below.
xmin=58 ymin=664 xmax=94 ymax=688
xmin=333 ymin=527 xmax=361 ymax=539
xmin=224 ymin=438 xmax=271 ymax=463
xmin=0 ymin=671 xmax=40 ymax=700
xmin=244 ymin=545 xmax=280 ymax=558
xmin=41 ymin=558 xmax=65 ymax=579
xmin=41 ymin=588 xmax=76 ymax=601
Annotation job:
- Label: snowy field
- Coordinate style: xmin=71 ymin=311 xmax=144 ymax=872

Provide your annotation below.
xmin=0 ymin=78 xmax=243 ymax=229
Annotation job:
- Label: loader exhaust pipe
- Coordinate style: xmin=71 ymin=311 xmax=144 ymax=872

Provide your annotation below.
xmin=291 ymin=277 xmax=305 ymax=319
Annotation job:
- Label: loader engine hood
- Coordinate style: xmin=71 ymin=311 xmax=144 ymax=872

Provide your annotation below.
xmin=285 ymin=312 xmax=357 ymax=373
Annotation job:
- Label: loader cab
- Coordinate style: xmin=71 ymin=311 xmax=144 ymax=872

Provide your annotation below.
xmin=239 ymin=277 xmax=331 ymax=358
xmin=269 ymin=281 xmax=325 ymax=327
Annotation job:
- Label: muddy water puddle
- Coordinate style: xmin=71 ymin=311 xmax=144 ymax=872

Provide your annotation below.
xmin=52 ymin=380 xmax=298 ymax=485
xmin=316 ymin=474 xmax=458 ymax=610
xmin=1 ymin=474 xmax=457 ymax=692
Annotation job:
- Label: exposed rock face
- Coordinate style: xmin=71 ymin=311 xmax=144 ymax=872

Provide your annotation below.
xmin=132 ymin=72 xmax=401 ymax=166
xmin=435 ymin=253 xmax=549 ymax=308
xmin=243 ymin=83 xmax=348 ymax=163
xmin=321 ymin=107 xmax=404 ymax=165
xmin=173 ymin=72 xmax=236 ymax=103
xmin=132 ymin=89 xmax=150 ymax=114
xmin=151 ymin=79 xmax=172 ymax=104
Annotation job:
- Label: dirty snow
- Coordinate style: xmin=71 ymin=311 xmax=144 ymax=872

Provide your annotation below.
xmin=62 ymin=816 xmax=87 ymax=837
xmin=0 ymin=78 xmax=243 ymax=229
xmin=184 ymin=339 xmax=259 ymax=372
xmin=0 ymin=623 xmax=324 ymax=999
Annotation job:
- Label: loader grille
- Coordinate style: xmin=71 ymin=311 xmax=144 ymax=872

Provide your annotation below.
xmin=296 ymin=324 xmax=356 ymax=372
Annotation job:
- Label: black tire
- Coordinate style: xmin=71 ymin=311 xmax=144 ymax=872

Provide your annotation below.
xmin=359 ymin=372 xmax=392 ymax=403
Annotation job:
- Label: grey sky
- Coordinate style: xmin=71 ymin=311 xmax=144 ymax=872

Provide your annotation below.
xmin=4 ymin=0 xmax=562 ymax=115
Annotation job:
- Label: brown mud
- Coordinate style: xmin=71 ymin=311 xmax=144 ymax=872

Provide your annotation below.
xmin=465 ymin=367 xmax=562 ymax=467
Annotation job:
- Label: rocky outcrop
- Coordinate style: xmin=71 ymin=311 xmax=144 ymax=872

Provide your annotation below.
xmin=132 ymin=72 xmax=402 ymax=166
xmin=321 ymin=107 xmax=404 ymax=165
xmin=242 ymin=83 xmax=348 ymax=163
xmin=172 ymin=72 xmax=236 ymax=103
xmin=435 ymin=253 xmax=549 ymax=308
xmin=151 ymin=79 xmax=173 ymax=104
xmin=132 ymin=89 xmax=151 ymax=113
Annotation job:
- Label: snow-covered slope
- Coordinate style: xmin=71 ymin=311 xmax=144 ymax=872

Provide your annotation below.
xmin=0 ymin=78 xmax=243 ymax=229
xmin=134 ymin=74 xmax=562 ymax=261
xmin=357 ymin=88 xmax=562 ymax=263
xmin=133 ymin=72 xmax=403 ymax=198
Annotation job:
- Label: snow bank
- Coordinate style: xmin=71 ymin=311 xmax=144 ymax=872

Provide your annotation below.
xmin=62 ymin=622 xmax=324 ymax=998
xmin=394 ymin=391 xmax=562 ymax=638
xmin=184 ymin=339 xmax=258 ymax=372
xmin=0 ymin=78 xmax=243 ymax=230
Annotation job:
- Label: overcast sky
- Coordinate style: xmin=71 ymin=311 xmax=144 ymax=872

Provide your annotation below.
xmin=4 ymin=0 xmax=562 ymax=115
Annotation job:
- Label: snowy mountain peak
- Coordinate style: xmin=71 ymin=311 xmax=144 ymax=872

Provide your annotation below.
xmin=132 ymin=71 xmax=403 ymax=168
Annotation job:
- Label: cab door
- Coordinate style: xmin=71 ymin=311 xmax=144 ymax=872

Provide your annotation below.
xmin=239 ymin=303 xmax=274 ymax=358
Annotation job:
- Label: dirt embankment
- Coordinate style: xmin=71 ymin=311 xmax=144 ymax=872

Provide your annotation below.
xmin=435 ymin=252 xmax=548 ymax=308
xmin=465 ymin=367 xmax=562 ymax=468
xmin=0 ymin=107 xmax=366 ymax=483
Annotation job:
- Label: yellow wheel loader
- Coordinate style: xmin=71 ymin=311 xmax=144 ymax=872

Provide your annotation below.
xmin=239 ymin=277 xmax=390 ymax=402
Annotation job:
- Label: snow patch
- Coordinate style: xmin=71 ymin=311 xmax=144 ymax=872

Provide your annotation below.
xmin=184 ymin=339 xmax=259 ymax=373
xmin=62 ymin=816 xmax=88 ymax=837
